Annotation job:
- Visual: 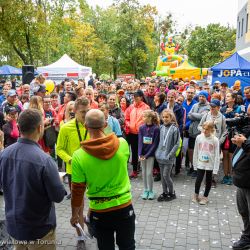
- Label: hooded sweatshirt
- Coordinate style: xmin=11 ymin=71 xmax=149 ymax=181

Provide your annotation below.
xmin=155 ymin=123 xmax=180 ymax=165
xmin=71 ymin=133 xmax=132 ymax=211
xmin=198 ymin=111 xmax=227 ymax=145
xmin=188 ymin=102 xmax=210 ymax=138
xmin=193 ymin=133 xmax=220 ymax=174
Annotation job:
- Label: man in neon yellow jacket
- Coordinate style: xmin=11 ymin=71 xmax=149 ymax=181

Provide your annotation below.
xmin=56 ymin=97 xmax=89 ymax=245
xmin=70 ymin=109 xmax=135 ymax=250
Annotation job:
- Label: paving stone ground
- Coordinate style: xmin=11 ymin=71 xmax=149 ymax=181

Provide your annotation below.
xmin=0 ymin=165 xmax=245 ymax=250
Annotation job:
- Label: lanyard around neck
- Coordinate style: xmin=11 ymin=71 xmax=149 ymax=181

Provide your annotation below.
xmin=75 ymin=119 xmax=82 ymax=143
xmin=75 ymin=119 xmax=88 ymax=144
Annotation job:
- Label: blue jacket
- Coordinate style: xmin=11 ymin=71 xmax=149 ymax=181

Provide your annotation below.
xmin=154 ymin=102 xmax=167 ymax=116
xmin=182 ymin=99 xmax=197 ymax=130
xmin=244 ymin=98 xmax=250 ymax=111
xmin=107 ymin=115 xmax=122 ymax=136
xmin=220 ymin=104 xmax=241 ymax=118
xmin=0 ymin=138 xmax=66 ymax=241
xmin=0 ymin=95 xmax=6 ymax=105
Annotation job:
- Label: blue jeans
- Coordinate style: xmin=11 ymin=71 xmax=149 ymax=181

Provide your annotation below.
xmin=90 ymin=204 xmax=136 ymax=250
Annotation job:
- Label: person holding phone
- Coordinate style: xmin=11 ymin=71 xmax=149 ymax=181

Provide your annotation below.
xmin=231 ymin=131 xmax=250 ymax=250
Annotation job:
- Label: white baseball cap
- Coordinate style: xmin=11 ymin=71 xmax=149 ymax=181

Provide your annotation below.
xmin=214 ymin=80 xmax=221 ymax=84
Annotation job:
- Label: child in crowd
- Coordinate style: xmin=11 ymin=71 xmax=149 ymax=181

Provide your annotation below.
xmin=0 ymin=130 xmax=4 ymax=195
xmin=192 ymin=121 xmax=220 ymax=205
xmin=29 ymin=74 xmax=46 ymax=96
xmin=3 ymin=106 xmax=19 ymax=147
xmin=99 ymin=104 xmax=122 ymax=137
xmin=155 ymin=109 xmax=180 ymax=202
xmin=138 ymin=110 xmax=160 ymax=200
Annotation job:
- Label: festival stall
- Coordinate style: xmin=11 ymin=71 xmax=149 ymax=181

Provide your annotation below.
xmin=211 ymin=52 xmax=250 ymax=88
xmin=37 ymin=54 xmax=92 ymax=83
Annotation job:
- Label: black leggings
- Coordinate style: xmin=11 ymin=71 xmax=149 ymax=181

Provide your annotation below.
xmin=127 ymin=133 xmax=138 ymax=171
xmin=195 ymin=169 xmax=213 ymax=197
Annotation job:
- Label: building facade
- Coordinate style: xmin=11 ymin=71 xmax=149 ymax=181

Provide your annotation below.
xmin=237 ymin=0 xmax=250 ymax=60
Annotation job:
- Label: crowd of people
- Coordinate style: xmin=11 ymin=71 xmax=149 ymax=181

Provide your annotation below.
xmin=0 ymin=74 xmax=250 ymax=249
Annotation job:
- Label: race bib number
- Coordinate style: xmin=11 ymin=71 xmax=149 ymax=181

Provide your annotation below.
xmin=143 ymin=137 xmax=153 ymax=144
xmin=199 ymin=154 xmax=209 ymax=163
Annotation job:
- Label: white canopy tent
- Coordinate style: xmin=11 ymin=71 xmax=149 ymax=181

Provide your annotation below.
xmin=37 ymin=54 xmax=92 ymax=83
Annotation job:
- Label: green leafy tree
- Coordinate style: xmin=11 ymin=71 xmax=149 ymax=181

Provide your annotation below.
xmin=186 ymin=24 xmax=236 ymax=68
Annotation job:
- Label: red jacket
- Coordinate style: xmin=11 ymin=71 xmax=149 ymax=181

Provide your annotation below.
xmin=125 ymin=101 xmax=149 ymax=134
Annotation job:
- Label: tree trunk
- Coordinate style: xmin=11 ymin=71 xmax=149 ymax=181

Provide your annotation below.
xmin=113 ymin=56 xmax=118 ymax=79
xmin=95 ymin=58 xmax=100 ymax=77
xmin=25 ymin=27 xmax=34 ymax=64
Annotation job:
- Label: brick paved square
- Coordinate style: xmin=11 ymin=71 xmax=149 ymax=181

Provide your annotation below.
xmin=0 ymin=166 xmax=244 ymax=249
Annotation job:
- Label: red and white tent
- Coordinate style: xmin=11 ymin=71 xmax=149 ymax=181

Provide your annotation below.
xmin=37 ymin=54 xmax=92 ymax=82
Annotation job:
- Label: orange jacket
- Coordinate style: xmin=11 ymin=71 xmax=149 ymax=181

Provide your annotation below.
xmin=125 ymin=101 xmax=149 ymax=134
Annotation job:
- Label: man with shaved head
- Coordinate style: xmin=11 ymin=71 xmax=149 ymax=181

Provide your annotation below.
xmin=70 ymin=109 xmax=135 ymax=250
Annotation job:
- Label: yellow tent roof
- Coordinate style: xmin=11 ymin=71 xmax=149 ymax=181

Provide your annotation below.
xmin=169 ymin=60 xmax=207 ymax=79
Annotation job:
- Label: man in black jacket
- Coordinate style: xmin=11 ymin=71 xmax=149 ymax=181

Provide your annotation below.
xmin=231 ymin=132 xmax=250 ymax=250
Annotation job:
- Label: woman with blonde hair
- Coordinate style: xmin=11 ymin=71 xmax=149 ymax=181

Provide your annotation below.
xmin=29 ymin=96 xmax=43 ymax=112
xmin=85 ymin=88 xmax=98 ymax=109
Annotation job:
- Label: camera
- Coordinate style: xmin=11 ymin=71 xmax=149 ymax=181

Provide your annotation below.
xmin=226 ymin=113 xmax=250 ymax=136
xmin=69 ymin=112 xmax=75 ymax=118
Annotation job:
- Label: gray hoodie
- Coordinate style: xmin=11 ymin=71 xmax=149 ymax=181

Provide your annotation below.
xmin=198 ymin=111 xmax=227 ymax=145
xmin=188 ymin=102 xmax=210 ymax=138
xmin=155 ymin=123 xmax=180 ymax=165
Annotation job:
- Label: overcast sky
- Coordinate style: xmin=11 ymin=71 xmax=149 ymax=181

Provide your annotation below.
xmin=87 ymin=0 xmax=238 ymax=31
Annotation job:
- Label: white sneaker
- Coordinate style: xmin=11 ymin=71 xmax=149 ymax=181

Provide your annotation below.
xmin=191 ymin=194 xmax=200 ymax=203
xmin=199 ymin=197 xmax=208 ymax=205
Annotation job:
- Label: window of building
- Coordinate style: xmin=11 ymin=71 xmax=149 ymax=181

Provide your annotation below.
xmin=242 ymin=18 xmax=244 ymax=36
xmin=239 ymin=21 xmax=241 ymax=38
xmin=246 ymin=13 xmax=248 ymax=33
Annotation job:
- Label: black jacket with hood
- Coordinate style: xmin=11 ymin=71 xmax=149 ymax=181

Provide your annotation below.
xmin=232 ymin=137 xmax=250 ymax=189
